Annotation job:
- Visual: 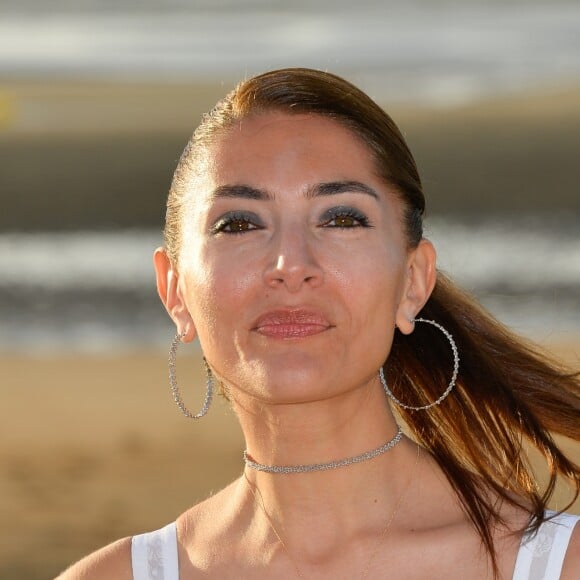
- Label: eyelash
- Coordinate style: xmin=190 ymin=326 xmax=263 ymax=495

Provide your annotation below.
xmin=211 ymin=207 xmax=372 ymax=235
xmin=320 ymin=207 xmax=372 ymax=229
xmin=211 ymin=211 xmax=263 ymax=235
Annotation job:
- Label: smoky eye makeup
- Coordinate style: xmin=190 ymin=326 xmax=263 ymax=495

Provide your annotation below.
xmin=319 ymin=206 xmax=373 ymax=228
xmin=210 ymin=210 xmax=264 ymax=235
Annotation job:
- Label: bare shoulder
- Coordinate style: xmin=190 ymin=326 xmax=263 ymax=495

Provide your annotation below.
xmin=55 ymin=536 xmax=132 ymax=580
xmin=177 ymin=479 xmax=242 ymax=542
xmin=561 ymin=518 xmax=580 ymax=580
xmin=175 ymin=478 xmax=246 ymax=572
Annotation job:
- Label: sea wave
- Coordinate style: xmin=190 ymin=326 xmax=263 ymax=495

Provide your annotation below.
xmin=0 ymin=217 xmax=578 ymax=352
xmin=1 ymin=2 xmax=580 ymax=105
xmin=1 ymin=219 xmax=578 ymax=292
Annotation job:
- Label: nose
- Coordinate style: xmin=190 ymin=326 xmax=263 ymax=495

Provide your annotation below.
xmin=263 ymin=225 xmax=324 ymax=292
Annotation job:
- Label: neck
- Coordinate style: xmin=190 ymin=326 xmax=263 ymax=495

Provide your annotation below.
xmin=232 ymin=376 xmax=417 ymax=538
xmin=243 ymin=424 xmax=403 ymax=474
xmin=234 ymin=373 xmax=397 ymax=465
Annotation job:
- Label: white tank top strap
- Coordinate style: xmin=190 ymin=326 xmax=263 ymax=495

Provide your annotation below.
xmin=512 ymin=511 xmax=579 ymax=580
xmin=131 ymin=522 xmax=179 ymax=580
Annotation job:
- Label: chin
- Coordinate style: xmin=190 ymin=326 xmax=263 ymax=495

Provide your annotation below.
xmin=245 ymin=357 xmax=335 ymax=402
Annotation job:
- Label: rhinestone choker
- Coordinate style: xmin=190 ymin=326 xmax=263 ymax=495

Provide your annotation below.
xmin=243 ymin=424 xmax=403 ymax=474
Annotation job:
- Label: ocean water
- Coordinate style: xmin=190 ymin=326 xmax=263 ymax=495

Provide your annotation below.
xmin=1 ymin=1 xmax=580 ymax=105
xmin=1 ymin=216 xmax=578 ymax=353
xmin=1 ymin=1 xmax=579 ymax=352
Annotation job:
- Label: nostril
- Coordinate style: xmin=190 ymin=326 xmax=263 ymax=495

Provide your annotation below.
xmin=262 ymin=244 xmax=324 ymax=291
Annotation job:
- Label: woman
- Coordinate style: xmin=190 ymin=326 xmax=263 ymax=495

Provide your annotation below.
xmin=59 ymin=68 xmax=580 ymax=579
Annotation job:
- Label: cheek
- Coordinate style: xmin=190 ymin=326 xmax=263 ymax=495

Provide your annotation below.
xmin=181 ymin=270 xmax=216 ymax=337
xmin=325 ymin=254 xmax=402 ymax=373
xmin=338 ymin=246 xmax=405 ymax=327
xmin=205 ymin=246 xmax=263 ymax=308
xmin=182 ymin=250 xmax=259 ymax=335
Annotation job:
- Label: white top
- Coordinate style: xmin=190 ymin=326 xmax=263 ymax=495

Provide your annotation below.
xmin=512 ymin=512 xmax=579 ymax=579
xmin=132 ymin=522 xmax=179 ymax=580
xmin=131 ymin=511 xmax=579 ymax=580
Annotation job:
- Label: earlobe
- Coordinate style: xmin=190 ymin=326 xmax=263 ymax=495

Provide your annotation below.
xmin=153 ymin=248 xmax=196 ymax=341
xmin=395 ymin=239 xmax=437 ymax=335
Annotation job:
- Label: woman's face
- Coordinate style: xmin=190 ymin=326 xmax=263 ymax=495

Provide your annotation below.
xmin=160 ymin=112 xmax=432 ymax=403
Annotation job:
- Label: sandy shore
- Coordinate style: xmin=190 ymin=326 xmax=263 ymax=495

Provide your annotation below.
xmin=1 ymin=352 xmax=244 ymax=580
xmin=1 ymin=339 xmax=579 ymax=579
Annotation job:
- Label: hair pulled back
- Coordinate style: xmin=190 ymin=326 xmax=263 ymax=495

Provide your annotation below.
xmin=164 ymin=68 xmax=580 ymax=577
xmin=165 ymin=68 xmax=424 ymax=264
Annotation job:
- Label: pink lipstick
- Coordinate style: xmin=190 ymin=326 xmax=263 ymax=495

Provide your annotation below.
xmin=253 ymin=309 xmax=331 ymax=339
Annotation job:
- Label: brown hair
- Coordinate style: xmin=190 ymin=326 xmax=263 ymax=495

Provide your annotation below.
xmin=164 ymin=68 xmax=580 ymax=575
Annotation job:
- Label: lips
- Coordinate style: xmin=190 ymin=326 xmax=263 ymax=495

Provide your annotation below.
xmin=253 ymin=309 xmax=332 ymax=339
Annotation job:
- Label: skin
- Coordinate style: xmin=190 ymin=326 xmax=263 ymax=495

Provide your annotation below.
xmin=57 ymin=112 xmax=579 ymax=579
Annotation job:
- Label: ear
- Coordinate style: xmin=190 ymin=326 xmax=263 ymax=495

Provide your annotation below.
xmin=395 ymin=239 xmax=437 ymax=335
xmin=153 ymin=247 xmax=196 ymax=342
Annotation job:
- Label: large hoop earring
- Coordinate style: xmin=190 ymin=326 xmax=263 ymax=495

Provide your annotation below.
xmin=380 ymin=318 xmax=459 ymax=411
xmin=168 ymin=331 xmax=213 ymax=419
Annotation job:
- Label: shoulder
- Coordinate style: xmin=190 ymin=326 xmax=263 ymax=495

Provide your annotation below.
xmin=177 ymin=479 xmax=242 ymax=539
xmin=55 ymin=536 xmax=132 ymax=580
xmin=561 ymin=515 xmax=580 ymax=580
xmin=175 ymin=479 xmax=247 ymax=571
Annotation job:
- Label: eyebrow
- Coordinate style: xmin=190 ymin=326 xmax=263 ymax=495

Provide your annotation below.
xmin=306 ymin=180 xmax=379 ymax=200
xmin=210 ymin=180 xmax=379 ymax=201
xmin=210 ymin=184 xmax=272 ymax=201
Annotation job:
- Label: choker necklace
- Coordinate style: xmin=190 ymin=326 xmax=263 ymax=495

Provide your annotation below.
xmin=244 ymin=424 xmax=403 ymax=474
xmin=245 ymin=445 xmax=421 ymax=579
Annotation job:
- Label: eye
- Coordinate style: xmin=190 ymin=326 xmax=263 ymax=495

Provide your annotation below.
xmin=320 ymin=206 xmax=372 ymax=229
xmin=211 ymin=211 xmax=263 ymax=235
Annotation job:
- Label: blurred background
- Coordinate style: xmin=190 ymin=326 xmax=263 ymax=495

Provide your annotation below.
xmin=1 ymin=0 xmax=579 ymax=578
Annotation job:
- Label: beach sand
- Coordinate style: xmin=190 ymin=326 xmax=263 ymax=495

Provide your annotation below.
xmin=1 ymin=351 xmax=243 ymax=580
xmin=1 ymin=340 xmax=579 ymax=579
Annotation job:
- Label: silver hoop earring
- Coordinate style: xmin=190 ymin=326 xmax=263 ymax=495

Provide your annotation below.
xmin=168 ymin=332 xmax=213 ymax=419
xmin=380 ymin=318 xmax=459 ymax=411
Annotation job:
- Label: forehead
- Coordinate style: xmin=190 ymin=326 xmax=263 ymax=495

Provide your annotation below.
xmin=203 ymin=112 xmax=380 ymax=188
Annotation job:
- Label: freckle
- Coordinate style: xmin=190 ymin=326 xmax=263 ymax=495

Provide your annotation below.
xmin=374 ymin=498 xmax=378 ymax=504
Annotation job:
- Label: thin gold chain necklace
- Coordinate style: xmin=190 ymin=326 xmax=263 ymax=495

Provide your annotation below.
xmin=245 ymin=445 xmax=421 ymax=579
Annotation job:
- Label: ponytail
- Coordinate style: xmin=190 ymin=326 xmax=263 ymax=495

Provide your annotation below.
xmin=386 ymin=272 xmax=580 ymax=574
